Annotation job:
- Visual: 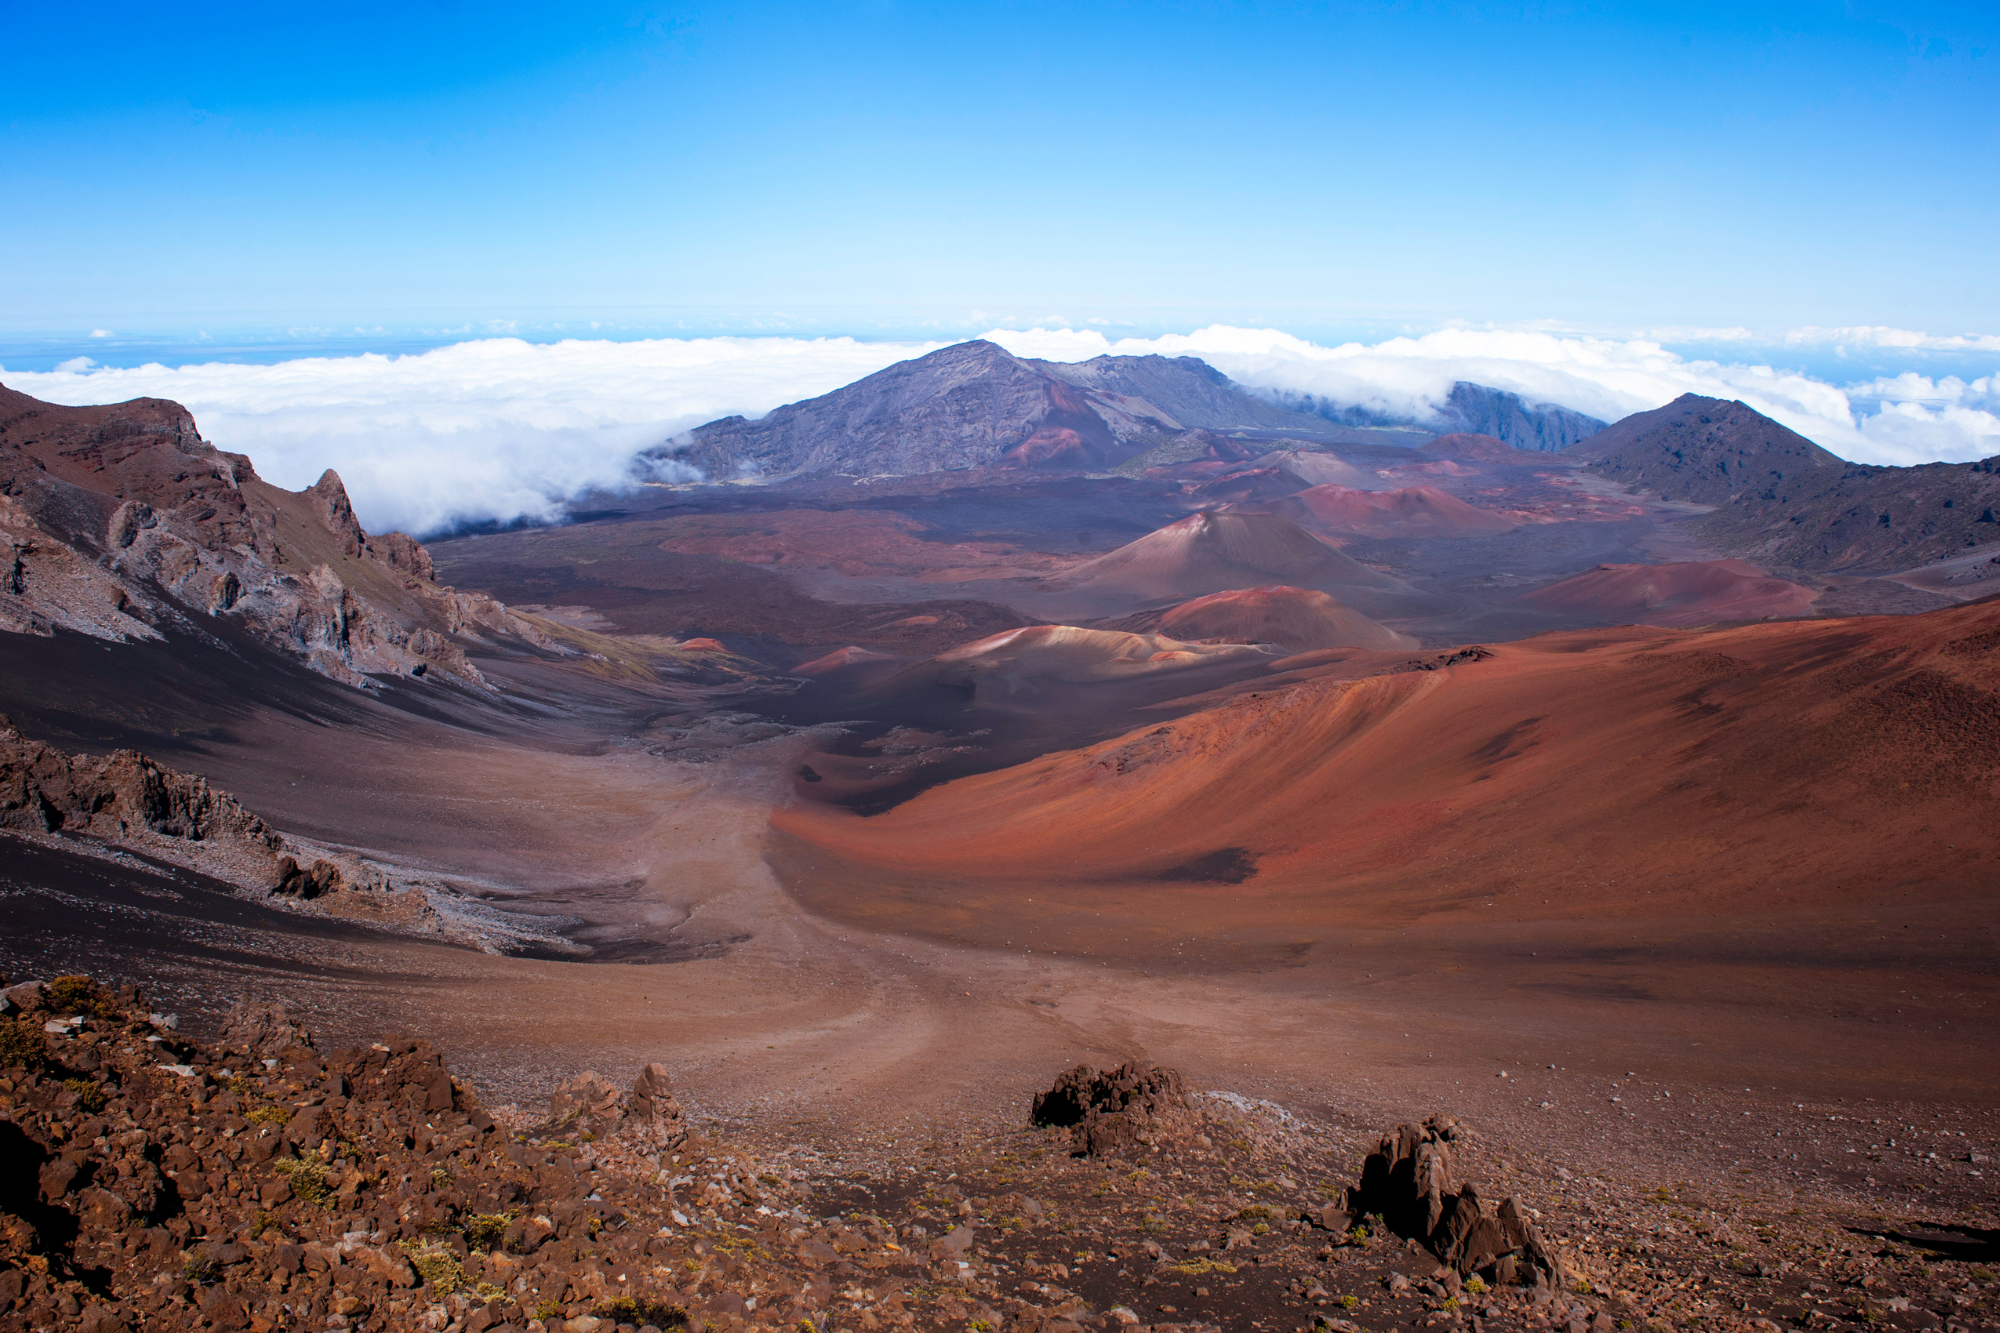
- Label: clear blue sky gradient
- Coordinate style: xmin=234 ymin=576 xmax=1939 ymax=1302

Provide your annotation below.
xmin=4 ymin=1 xmax=1996 ymax=338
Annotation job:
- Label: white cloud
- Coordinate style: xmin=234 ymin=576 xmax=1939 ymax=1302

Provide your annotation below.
xmin=1782 ymin=326 xmax=2000 ymax=353
xmin=6 ymin=325 xmax=1995 ymax=537
xmin=2 ymin=336 xmax=935 ymax=536
xmin=986 ymin=324 xmax=1990 ymax=466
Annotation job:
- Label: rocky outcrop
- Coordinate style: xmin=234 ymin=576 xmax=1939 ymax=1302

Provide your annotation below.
xmin=1335 ymin=1115 xmax=1563 ymax=1286
xmin=1435 ymin=383 xmax=1605 ymax=452
xmin=1032 ymin=1062 xmax=1196 ymax=1156
xmin=0 ymin=384 xmax=557 ymax=689
xmin=547 ymin=1065 xmax=687 ymax=1147
xmin=0 ymin=716 xmax=423 ymax=930
xmin=218 ymin=1001 xmax=316 ymax=1059
xmin=0 ymin=716 xmax=280 ymax=853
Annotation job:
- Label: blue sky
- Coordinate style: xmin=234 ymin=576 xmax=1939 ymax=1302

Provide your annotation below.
xmin=5 ymin=1 xmax=1996 ymax=346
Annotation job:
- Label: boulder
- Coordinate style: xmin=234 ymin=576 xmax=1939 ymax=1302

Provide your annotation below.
xmin=1349 ymin=1115 xmax=1562 ymax=1284
xmin=627 ymin=1063 xmax=686 ymax=1147
xmin=1031 ymin=1061 xmax=1194 ymax=1156
xmin=549 ymin=1071 xmax=625 ymax=1137
xmin=220 ymin=1000 xmax=314 ymax=1056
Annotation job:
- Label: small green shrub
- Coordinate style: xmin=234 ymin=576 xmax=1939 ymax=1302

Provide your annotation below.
xmin=0 ymin=1020 xmax=50 ymax=1070
xmin=1465 ymin=1276 xmax=1487 ymax=1294
xmin=62 ymin=1078 xmax=106 ymax=1112
xmin=462 ymin=1212 xmax=511 ymax=1252
xmin=273 ymin=1156 xmax=332 ymax=1204
xmin=246 ymin=1106 xmax=290 ymax=1126
xmin=46 ymin=976 xmax=118 ymax=1018
xmin=182 ymin=1254 xmax=220 ymax=1284
xmin=400 ymin=1241 xmax=464 ymax=1291
xmin=596 ymin=1296 xmax=689 ymax=1328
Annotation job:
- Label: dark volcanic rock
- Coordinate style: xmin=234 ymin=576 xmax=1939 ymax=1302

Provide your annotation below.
xmin=1570 ymin=392 xmax=2000 ymax=572
xmin=1350 ymin=1115 xmax=1562 ymax=1284
xmin=218 ymin=1001 xmax=315 ymax=1059
xmin=1566 ymin=392 xmax=1844 ymax=505
xmin=1032 ymin=1061 xmax=1195 ymax=1155
xmin=0 ymin=714 xmax=280 ymax=851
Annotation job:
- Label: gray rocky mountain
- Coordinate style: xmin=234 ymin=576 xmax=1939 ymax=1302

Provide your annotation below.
xmin=645 ymin=340 xmax=1605 ymax=481
xmin=1255 ymin=381 xmax=1604 ymax=451
xmin=1436 ymin=382 xmax=1605 ymax=451
xmin=647 ymin=340 xmax=1335 ymax=481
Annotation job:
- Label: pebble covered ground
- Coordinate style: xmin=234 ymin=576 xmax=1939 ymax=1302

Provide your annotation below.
xmin=0 ymin=977 xmax=1994 ymax=1333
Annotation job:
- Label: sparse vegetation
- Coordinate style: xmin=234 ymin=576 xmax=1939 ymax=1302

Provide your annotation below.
xmin=0 ymin=1019 xmax=51 ymax=1069
xmin=61 ymin=1077 xmax=106 ymax=1112
xmin=462 ymin=1211 xmax=511 ymax=1251
xmin=273 ymin=1156 xmax=332 ymax=1204
xmin=400 ymin=1240 xmax=464 ymax=1291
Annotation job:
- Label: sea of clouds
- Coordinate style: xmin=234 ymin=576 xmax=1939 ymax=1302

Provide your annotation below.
xmin=6 ymin=326 xmax=1996 ymax=537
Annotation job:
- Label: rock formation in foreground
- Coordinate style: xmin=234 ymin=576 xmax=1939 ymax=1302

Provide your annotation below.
xmin=4 ymin=978 xmax=1946 ymax=1333
xmin=0 ymin=385 xmax=553 ymax=688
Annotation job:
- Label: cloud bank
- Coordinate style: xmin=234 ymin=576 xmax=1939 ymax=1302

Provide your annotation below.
xmin=6 ymin=326 xmax=1996 ymax=536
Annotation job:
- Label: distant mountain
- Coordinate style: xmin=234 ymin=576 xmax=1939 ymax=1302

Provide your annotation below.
xmin=0 ymin=383 xmax=549 ymax=688
xmin=1026 ymin=353 xmax=1323 ymax=432
xmin=1567 ymin=392 xmax=2000 ymax=572
xmin=1261 ymin=382 xmax=1605 ymax=452
xmin=1566 ymin=393 xmax=1844 ymax=505
xmin=643 ymin=339 xmax=1604 ymax=481
xmin=647 ymin=340 xmax=1334 ymax=481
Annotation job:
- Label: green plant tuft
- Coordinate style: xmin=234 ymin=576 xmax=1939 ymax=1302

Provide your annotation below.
xmin=62 ymin=1078 xmax=107 ymax=1112
xmin=596 ymin=1297 xmax=690 ymax=1328
xmin=0 ymin=1019 xmax=51 ymax=1071
xmin=273 ymin=1156 xmax=332 ymax=1204
xmin=462 ymin=1212 xmax=511 ymax=1252
xmin=400 ymin=1240 xmax=464 ymax=1291
xmin=46 ymin=976 xmax=119 ymax=1019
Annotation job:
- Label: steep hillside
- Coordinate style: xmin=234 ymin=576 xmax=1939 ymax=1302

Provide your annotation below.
xmin=773 ymin=594 xmax=2000 ymax=931
xmin=1694 ymin=455 xmax=2000 ymax=574
xmin=1263 ymin=383 xmax=1604 ymax=451
xmin=0 ymin=385 xmax=550 ymax=688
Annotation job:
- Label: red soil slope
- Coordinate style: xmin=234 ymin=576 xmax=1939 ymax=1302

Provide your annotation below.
xmin=773 ymin=596 xmax=2000 ymax=939
xmin=1146 ymin=586 xmax=1416 ymax=652
xmin=1517 ymin=560 xmax=1819 ymax=627
xmin=1052 ymin=511 xmax=1403 ymax=604
xmin=1263 ymin=483 xmax=1517 ymax=539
